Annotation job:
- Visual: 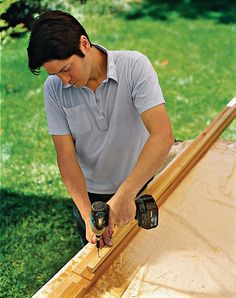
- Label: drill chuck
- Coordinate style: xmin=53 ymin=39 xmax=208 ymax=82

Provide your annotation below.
xmin=90 ymin=201 xmax=110 ymax=236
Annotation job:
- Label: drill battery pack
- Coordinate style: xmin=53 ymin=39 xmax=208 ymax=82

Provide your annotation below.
xmin=135 ymin=194 xmax=158 ymax=229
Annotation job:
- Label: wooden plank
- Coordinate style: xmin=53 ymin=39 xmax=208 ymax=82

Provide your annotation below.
xmin=73 ymin=224 xmax=142 ymax=298
xmin=47 ymin=273 xmax=90 ymax=298
xmin=71 ymin=223 xmax=137 ymax=277
xmin=86 ymin=223 xmax=138 ymax=273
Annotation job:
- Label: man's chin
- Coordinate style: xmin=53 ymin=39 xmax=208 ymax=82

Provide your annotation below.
xmin=70 ymin=81 xmax=80 ymax=87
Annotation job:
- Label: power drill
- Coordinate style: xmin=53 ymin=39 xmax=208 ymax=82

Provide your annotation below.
xmin=90 ymin=194 xmax=158 ymax=257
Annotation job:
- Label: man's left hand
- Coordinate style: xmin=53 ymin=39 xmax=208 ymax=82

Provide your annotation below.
xmin=107 ymin=192 xmax=136 ymax=229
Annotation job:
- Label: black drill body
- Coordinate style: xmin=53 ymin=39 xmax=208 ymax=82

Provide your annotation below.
xmin=90 ymin=201 xmax=110 ymax=251
xmin=90 ymin=194 xmax=158 ymax=255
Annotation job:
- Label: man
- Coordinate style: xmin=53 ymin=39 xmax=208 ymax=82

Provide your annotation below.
xmin=27 ymin=10 xmax=174 ymax=248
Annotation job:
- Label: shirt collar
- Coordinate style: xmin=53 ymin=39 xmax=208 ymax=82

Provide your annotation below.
xmin=62 ymin=43 xmax=118 ymax=89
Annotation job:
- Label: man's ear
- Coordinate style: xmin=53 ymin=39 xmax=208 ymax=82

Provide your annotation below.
xmin=80 ymin=35 xmax=90 ymax=53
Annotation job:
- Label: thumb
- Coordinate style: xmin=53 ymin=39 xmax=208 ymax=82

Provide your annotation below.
xmin=108 ymin=228 xmax=114 ymax=237
xmin=102 ymin=228 xmax=112 ymax=247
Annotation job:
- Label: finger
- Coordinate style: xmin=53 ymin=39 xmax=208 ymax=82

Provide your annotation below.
xmin=90 ymin=233 xmax=105 ymax=248
xmin=99 ymin=238 xmax=105 ymax=249
xmin=102 ymin=229 xmax=112 ymax=247
xmin=108 ymin=229 xmax=114 ymax=237
xmin=90 ymin=234 xmax=96 ymax=244
xmin=86 ymin=233 xmax=93 ymax=243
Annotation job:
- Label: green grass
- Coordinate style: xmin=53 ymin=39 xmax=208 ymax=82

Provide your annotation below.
xmin=0 ymin=190 xmax=79 ymax=297
xmin=1 ymin=14 xmax=236 ymax=297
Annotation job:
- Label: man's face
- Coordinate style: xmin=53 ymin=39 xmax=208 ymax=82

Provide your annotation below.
xmin=43 ymin=50 xmax=92 ymax=88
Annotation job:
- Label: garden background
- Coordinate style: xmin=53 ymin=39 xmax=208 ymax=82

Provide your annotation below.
xmin=1 ymin=0 xmax=236 ymax=297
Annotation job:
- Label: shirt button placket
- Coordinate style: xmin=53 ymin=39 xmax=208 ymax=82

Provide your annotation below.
xmin=94 ymin=88 xmax=108 ymax=131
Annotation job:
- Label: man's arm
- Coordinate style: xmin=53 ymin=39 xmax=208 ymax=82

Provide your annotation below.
xmin=108 ymin=104 xmax=174 ymax=227
xmin=119 ymin=104 xmax=174 ymax=195
xmin=51 ymin=134 xmax=93 ymax=242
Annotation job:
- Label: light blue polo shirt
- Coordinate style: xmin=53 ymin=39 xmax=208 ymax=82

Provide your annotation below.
xmin=44 ymin=44 xmax=165 ymax=194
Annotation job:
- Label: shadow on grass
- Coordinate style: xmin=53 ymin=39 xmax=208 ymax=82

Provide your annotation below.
xmin=0 ymin=188 xmax=82 ymax=297
xmin=1 ymin=188 xmax=73 ymax=227
xmin=125 ymin=0 xmax=236 ymax=24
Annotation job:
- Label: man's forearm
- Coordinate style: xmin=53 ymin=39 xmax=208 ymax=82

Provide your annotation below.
xmin=57 ymin=153 xmax=91 ymax=221
xmin=118 ymin=134 xmax=174 ymax=197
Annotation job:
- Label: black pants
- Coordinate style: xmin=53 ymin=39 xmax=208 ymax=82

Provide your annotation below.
xmin=72 ymin=177 xmax=154 ymax=246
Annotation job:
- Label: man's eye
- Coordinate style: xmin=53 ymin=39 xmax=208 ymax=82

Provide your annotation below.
xmin=63 ymin=67 xmax=70 ymax=72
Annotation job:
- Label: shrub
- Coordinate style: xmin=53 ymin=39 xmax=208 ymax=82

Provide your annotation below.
xmin=124 ymin=0 xmax=236 ymax=24
xmin=0 ymin=0 xmax=27 ymax=45
xmin=0 ymin=0 xmax=128 ymax=45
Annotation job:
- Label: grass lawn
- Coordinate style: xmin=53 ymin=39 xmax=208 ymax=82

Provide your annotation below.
xmin=1 ymin=14 xmax=236 ymax=297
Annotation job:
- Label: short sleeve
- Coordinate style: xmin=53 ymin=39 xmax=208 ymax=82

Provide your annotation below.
xmin=44 ymin=79 xmax=71 ymax=135
xmin=131 ymin=54 xmax=165 ymax=114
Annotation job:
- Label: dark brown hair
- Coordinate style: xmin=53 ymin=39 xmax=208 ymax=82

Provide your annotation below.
xmin=27 ymin=10 xmax=92 ymax=75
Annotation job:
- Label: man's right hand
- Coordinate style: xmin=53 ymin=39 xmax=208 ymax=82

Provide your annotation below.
xmin=84 ymin=217 xmax=96 ymax=244
xmin=84 ymin=218 xmax=113 ymax=248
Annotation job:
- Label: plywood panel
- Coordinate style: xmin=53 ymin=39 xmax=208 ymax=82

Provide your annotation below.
xmin=33 ymin=141 xmax=236 ymax=298
xmin=84 ymin=141 xmax=236 ymax=298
